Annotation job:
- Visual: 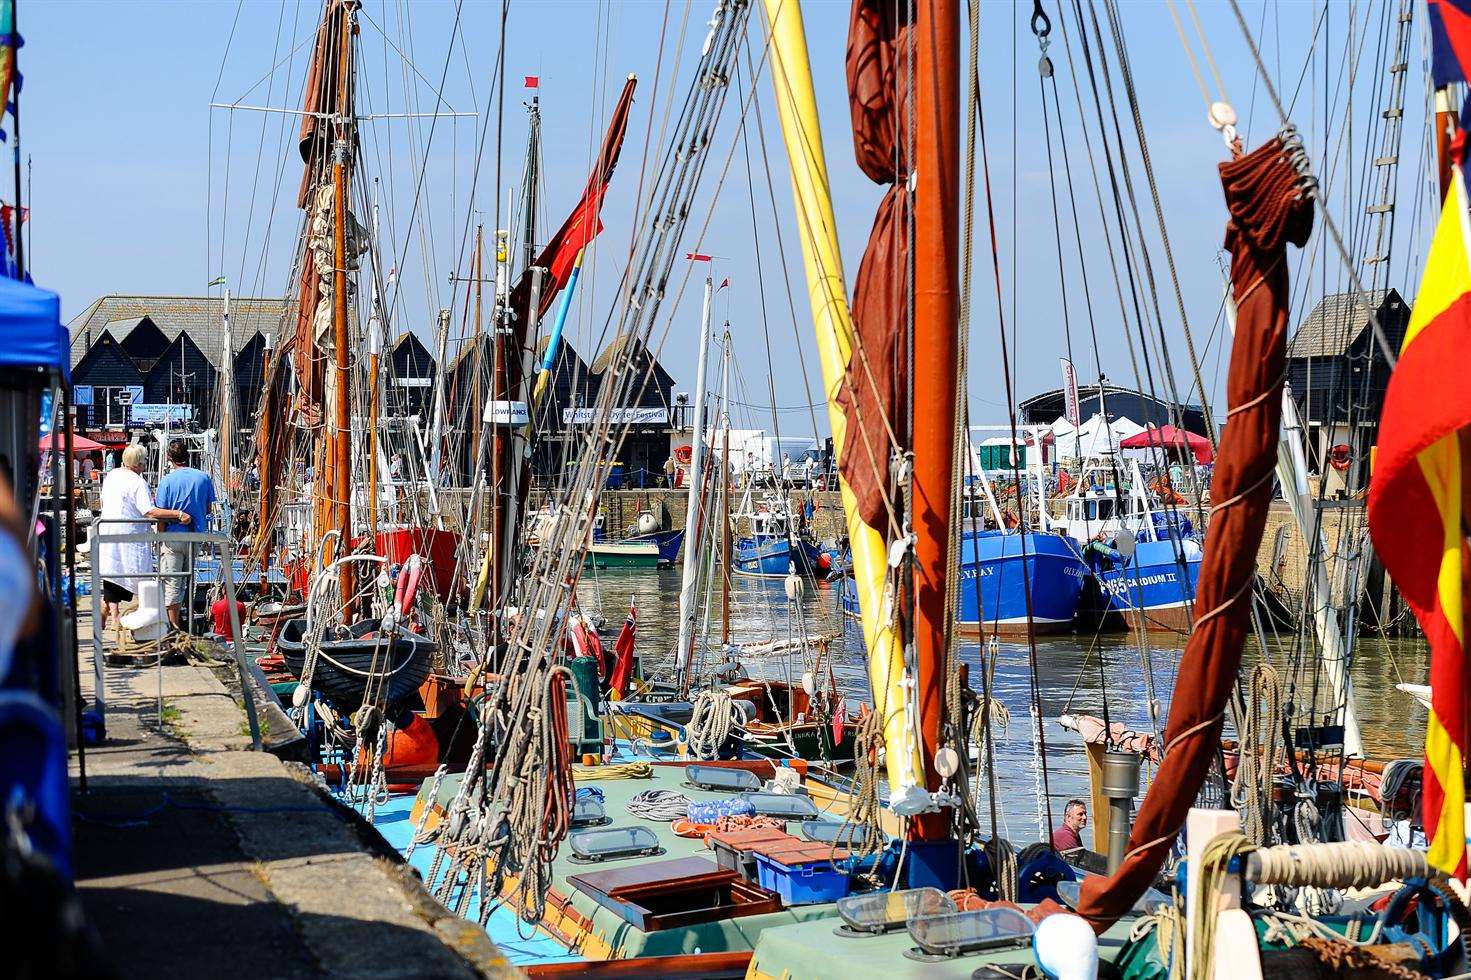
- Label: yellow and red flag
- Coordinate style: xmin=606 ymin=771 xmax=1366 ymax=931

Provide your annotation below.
xmin=1368 ymin=160 xmax=1471 ymax=878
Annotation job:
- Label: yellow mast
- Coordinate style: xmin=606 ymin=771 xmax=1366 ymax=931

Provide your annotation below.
xmin=760 ymin=0 xmax=920 ymax=795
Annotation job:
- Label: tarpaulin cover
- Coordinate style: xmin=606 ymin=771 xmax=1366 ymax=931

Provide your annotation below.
xmin=0 ymin=275 xmax=64 ymax=382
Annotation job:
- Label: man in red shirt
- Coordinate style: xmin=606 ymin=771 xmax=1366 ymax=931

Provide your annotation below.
xmin=1051 ymin=799 xmax=1088 ymax=852
xmin=211 ymin=593 xmax=248 ymax=640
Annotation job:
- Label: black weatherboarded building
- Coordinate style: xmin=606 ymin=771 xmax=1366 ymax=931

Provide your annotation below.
xmin=1286 ymin=289 xmax=1410 ymax=479
xmin=67 ymin=295 xmax=289 ymax=440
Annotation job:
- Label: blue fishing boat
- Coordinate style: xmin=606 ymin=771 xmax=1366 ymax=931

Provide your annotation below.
xmin=957 ymin=530 xmax=1087 ymax=635
xmin=840 ymin=529 xmax=1086 ymax=635
xmin=1093 ymin=536 xmax=1202 ymax=633
xmin=731 ymin=490 xmax=825 ymax=577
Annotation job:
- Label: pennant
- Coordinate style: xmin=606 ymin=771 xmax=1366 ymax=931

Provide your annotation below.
xmin=685 ymin=252 xmax=712 ymax=262
xmin=1430 ymin=0 xmax=1471 ymax=87
xmin=1368 ymin=160 xmax=1471 ymax=878
xmin=207 ymin=275 xmax=227 ymax=288
xmin=718 ymin=277 xmax=730 ymax=290
xmin=608 ymin=601 xmax=637 ymax=700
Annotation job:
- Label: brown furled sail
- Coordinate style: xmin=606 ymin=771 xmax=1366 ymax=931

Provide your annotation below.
xmin=840 ymin=0 xmax=911 ymax=540
xmin=1073 ymin=134 xmax=1313 ymax=930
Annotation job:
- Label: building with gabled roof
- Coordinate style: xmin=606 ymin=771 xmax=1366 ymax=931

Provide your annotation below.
xmin=66 ymin=294 xmax=289 ymax=442
xmin=1287 ymin=288 xmax=1410 ymax=486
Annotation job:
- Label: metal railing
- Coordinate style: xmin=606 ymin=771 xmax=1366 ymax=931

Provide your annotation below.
xmin=87 ymin=523 xmax=278 ymax=750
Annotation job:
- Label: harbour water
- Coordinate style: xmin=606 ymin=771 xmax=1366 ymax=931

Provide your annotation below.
xmin=580 ymin=566 xmax=1428 ymax=842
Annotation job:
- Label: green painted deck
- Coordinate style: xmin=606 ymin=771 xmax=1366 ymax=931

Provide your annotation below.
xmin=746 ymin=910 xmax=1139 ymax=978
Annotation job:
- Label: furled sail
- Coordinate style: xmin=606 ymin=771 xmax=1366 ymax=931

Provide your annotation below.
xmin=1074 ymin=134 xmax=1314 ymax=929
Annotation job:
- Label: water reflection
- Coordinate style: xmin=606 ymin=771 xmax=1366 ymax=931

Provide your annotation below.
xmin=580 ymin=568 xmax=1429 ymax=842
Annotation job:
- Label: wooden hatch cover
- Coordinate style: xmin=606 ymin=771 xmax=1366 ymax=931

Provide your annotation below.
xmin=567 ymin=855 xmax=782 ymax=931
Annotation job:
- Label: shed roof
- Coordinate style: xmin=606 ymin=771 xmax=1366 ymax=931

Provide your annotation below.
xmin=68 ymin=295 xmax=291 ymax=370
xmin=1288 ymin=289 xmax=1400 ymax=358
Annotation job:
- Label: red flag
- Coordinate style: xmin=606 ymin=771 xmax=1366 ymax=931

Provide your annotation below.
xmin=524 ymin=74 xmax=540 ymax=89
xmin=686 ymin=252 xmax=713 ymax=262
xmin=510 ymin=75 xmax=637 ymax=321
xmin=831 ymin=698 xmax=848 ymax=745
xmin=609 ymin=602 xmax=637 ymax=699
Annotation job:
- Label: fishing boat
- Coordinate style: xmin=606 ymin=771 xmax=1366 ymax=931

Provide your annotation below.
xmin=731 ymin=492 xmax=824 ymax=578
xmin=275 ymin=617 xmax=435 ymax=716
xmin=586 ymin=511 xmax=684 ymax=568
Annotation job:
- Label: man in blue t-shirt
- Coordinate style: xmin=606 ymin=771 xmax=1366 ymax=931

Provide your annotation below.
xmin=155 ymin=441 xmax=217 ymax=631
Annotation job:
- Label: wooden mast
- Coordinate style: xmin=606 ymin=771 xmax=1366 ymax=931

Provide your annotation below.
xmin=329 ymin=0 xmax=356 ymax=604
xmin=910 ymin=0 xmax=960 ymax=845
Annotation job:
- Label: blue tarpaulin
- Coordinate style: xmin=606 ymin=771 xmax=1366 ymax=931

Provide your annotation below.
xmin=0 ymin=275 xmax=64 ymax=381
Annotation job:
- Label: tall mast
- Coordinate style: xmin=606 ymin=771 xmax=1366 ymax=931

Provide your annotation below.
xmin=720 ymin=328 xmax=732 ymax=649
xmin=328 ymin=0 xmax=356 ymax=604
xmin=909 ymin=0 xmax=961 ymax=846
xmin=220 ymin=286 xmax=234 ymax=502
xmin=676 ymin=275 xmax=716 ymax=687
xmin=366 ymin=194 xmax=382 ymax=536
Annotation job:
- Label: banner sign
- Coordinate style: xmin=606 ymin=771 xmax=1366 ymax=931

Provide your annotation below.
xmin=130 ymin=403 xmax=192 ymax=425
xmin=562 ymin=407 xmax=668 ymax=426
xmin=1060 ymin=358 xmax=1081 ymax=426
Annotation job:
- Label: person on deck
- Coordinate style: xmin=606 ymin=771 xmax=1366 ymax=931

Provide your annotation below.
xmin=155 ymin=441 xmax=216 ymax=632
xmin=98 ymin=444 xmax=188 ymax=633
xmin=1051 ymin=799 xmax=1088 ymax=851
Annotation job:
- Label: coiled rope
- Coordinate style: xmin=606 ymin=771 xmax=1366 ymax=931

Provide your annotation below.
xmin=686 ymin=689 xmax=742 ymax=760
xmin=626 ymin=789 xmax=693 ymax=821
xmin=1230 ymin=662 xmax=1281 ymax=845
xmin=571 ymin=761 xmax=652 ymax=780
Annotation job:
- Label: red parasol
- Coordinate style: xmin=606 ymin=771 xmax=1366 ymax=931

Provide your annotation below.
xmin=39 ymin=432 xmax=106 ymax=453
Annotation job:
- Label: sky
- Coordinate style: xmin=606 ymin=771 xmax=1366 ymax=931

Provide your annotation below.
xmin=23 ymin=0 xmax=1436 ymax=439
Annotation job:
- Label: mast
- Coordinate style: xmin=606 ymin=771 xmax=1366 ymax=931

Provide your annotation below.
xmin=761 ymin=0 xmax=918 ymax=799
xmin=328 ymin=0 xmax=356 ymax=604
xmin=676 ymin=275 xmax=716 ymax=686
xmin=220 ymin=286 xmax=233 ymax=502
xmin=908 ymin=0 xmax=961 ymax=844
xmin=428 ymin=306 xmax=450 ymax=487
xmin=720 ymin=327 xmax=732 ymax=649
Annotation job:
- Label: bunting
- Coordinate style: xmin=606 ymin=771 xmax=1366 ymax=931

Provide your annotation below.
xmin=1367 ymin=160 xmax=1471 ymax=878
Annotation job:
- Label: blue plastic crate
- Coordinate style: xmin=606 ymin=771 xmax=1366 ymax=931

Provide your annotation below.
xmin=754 ymin=847 xmax=850 ymax=905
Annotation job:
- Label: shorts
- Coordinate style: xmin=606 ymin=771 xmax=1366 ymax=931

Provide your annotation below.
xmin=160 ymin=543 xmax=193 ymax=606
xmin=102 ymin=580 xmax=134 ymax=604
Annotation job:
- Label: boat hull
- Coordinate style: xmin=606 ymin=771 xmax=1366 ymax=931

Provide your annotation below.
xmin=956 ymin=531 xmax=1086 ymax=636
xmin=276 ymin=618 xmax=436 ymax=715
xmin=585 ymin=529 xmax=684 ymax=568
xmin=733 ymin=535 xmax=822 ymax=578
xmin=1096 ymin=539 xmax=1202 ymax=634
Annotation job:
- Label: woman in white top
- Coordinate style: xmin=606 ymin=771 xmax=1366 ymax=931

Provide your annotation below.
xmin=97 ymin=443 xmax=190 ymax=631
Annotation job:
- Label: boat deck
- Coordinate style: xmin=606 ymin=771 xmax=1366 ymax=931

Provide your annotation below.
xmin=746 ymin=911 xmax=1138 ymax=978
xmin=376 ymin=757 xmax=861 ymax=965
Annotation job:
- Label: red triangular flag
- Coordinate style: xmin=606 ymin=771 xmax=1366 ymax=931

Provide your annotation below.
xmin=685 ymin=251 xmax=712 ymax=262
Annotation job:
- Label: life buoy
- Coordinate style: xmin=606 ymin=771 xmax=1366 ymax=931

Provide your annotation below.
xmin=674 ymin=445 xmax=693 ymax=465
xmin=1329 ymin=443 xmax=1352 ymax=472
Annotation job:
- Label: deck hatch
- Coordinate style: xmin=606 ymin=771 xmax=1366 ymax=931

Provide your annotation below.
xmin=683 ymin=764 xmax=762 ymax=793
xmin=568 ymin=855 xmax=782 ymax=931
xmin=740 ymin=791 xmax=820 ymax=820
xmin=905 ymin=907 xmax=1034 ymax=958
xmin=567 ymin=825 xmax=663 ymax=863
xmin=834 ymin=887 xmax=955 ymax=935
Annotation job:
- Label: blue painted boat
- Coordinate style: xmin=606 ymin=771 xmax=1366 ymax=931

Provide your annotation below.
xmin=840 ymin=530 xmax=1086 ymax=635
xmin=1094 ymin=536 xmax=1202 ymax=633
xmin=956 ymin=530 xmax=1087 ymax=635
xmin=733 ymin=533 xmax=823 ymax=577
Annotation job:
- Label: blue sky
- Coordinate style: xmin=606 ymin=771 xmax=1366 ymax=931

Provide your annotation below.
xmin=24 ymin=0 xmax=1434 ymax=436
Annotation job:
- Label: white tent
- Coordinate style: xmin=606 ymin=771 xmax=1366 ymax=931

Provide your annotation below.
xmin=1049 ymin=413 xmax=1149 ymax=462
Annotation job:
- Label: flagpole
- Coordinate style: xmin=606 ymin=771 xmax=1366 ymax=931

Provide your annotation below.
xmin=11 ymin=0 xmax=22 ymax=279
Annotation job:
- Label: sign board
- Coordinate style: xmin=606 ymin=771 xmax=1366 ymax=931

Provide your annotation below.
xmin=395 ymin=376 xmax=432 ymax=388
xmin=120 ymin=386 xmax=144 ymax=405
xmin=73 ymin=385 xmax=94 ymax=407
xmin=562 ymin=407 xmax=669 ymax=426
xmin=130 ymin=403 xmax=192 ymax=425
xmin=484 ymin=400 xmax=530 ymax=426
